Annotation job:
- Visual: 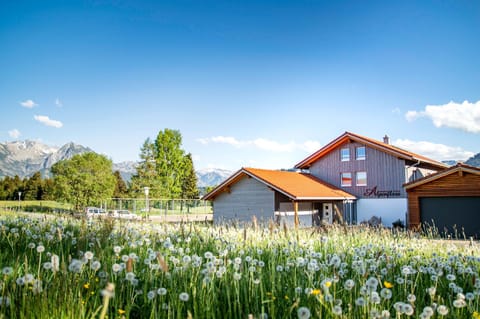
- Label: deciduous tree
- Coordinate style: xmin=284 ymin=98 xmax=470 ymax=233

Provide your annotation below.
xmin=155 ymin=129 xmax=185 ymax=198
xmin=51 ymin=152 xmax=115 ymax=210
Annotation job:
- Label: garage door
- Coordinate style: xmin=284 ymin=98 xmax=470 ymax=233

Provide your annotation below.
xmin=420 ymin=197 xmax=480 ymax=238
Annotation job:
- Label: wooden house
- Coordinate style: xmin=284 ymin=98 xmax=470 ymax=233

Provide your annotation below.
xmin=294 ymin=132 xmax=448 ymax=226
xmin=202 ymin=167 xmax=355 ymax=226
xmin=404 ymin=163 xmax=480 ymax=237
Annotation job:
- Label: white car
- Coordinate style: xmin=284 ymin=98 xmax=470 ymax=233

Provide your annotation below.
xmin=86 ymin=207 xmax=106 ymax=218
xmin=109 ymin=210 xmax=139 ymax=220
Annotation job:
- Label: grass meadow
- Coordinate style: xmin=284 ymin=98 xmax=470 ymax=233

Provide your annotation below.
xmin=0 ymin=214 xmax=479 ymax=319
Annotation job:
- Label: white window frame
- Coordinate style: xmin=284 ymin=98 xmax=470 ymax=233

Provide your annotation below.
xmin=341 ymin=148 xmax=350 ymax=162
xmin=341 ymin=172 xmax=352 ymax=187
xmin=356 ymin=146 xmax=366 ymax=160
xmin=356 ymin=171 xmax=367 ymax=186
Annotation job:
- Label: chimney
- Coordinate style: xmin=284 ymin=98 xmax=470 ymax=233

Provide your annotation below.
xmin=383 ymin=134 xmax=390 ymax=144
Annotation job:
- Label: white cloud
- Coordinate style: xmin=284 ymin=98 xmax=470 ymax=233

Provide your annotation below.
xmin=197 ymin=136 xmax=321 ymax=153
xmin=211 ymin=136 xmax=244 ymax=147
xmin=406 ymin=100 xmax=480 ymax=133
xmin=252 ymin=138 xmax=295 ymax=152
xmin=394 ymin=138 xmax=474 ymax=161
xmin=55 ymin=98 xmax=63 ymax=107
xmin=20 ymin=99 xmax=38 ymax=108
xmin=34 ymin=115 xmax=63 ymax=128
xmin=8 ymin=129 xmax=21 ymax=138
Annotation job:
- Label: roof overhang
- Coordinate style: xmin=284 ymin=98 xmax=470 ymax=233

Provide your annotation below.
xmin=404 ymin=163 xmax=480 ymax=190
xmin=295 ymin=131 xmax=448 ymax=170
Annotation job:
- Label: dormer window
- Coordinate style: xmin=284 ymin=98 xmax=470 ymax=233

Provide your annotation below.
xmin=341 ymin=148 xmax=350 ymax=161
xmin=356 ymin=146 xmax=366 ymax=160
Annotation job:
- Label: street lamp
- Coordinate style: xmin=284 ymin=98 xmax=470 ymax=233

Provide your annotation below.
xmin=144 ymin=187 xmax=150 ymax=220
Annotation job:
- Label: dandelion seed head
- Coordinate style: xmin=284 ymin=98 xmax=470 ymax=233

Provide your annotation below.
xmin=403 ymin=304 xmax=414 ymax=316
xmin=90 ymin=261 xmax=101 ymax=271
xmin=147 ymin=290 xmax=156 ymax=300
xmin=355 ymin=297 xmax=365 ymax=307
xmin=2 ymin=267 xmax=13 ymax=276
xmin=407 ymin=294 xmax=416 ymax=303
xmin=16 ymin=277 xmax=25 ymax=286
xmin=453 ymin=299 xmax=466 ymax=308
xmin=344 ymin=279 xmax=355 ymax=290
xmin=297 ymin=306 xmax=311 ymax=319
xmin=332 ymin=305 xmax=342 ymax=315
xmin=125 ymin=272 xmax=135 ymax=281
xmin=422 ymin=306 xmax=434 ymax=316
xmin=179 ymin=292 xmax=189 ymax=302
xmin=436 ymin=305 xmax=448 ymax=315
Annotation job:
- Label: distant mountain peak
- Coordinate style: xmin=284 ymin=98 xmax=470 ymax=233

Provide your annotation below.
xmin=196 ymin=168 xmax=233 ymax=188
xmin=0 ymin=140 xmax=93 ymax=179
xmin=465 ymin=152 xmax=480 ymax=167
xmin=0 ymin=140 xmax=234 ymax=189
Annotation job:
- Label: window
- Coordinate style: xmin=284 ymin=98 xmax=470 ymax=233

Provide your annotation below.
xmin=341 ymin=148 xmax=350 ymax=161
xmin=356 ymin=146 xmax=366 ymax=160
xmin=341 ymin=172 xmax=352 ymax=187
xmin=356 ymin=172 xmax=367 ymax=186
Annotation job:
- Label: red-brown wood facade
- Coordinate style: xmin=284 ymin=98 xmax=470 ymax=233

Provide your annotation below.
xmin=406 ymin=168 xmax=480 ymax=229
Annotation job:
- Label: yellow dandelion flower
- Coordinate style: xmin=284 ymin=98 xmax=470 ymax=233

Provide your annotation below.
xmin=84 ymin=283 xmax=90 ymax=289
xmin=311 ymin=289 xmax=322 ymax=296
xmin=383 ymin=281 xmax=393 ymax=289
xmin=324 ymin=281 xmax=332 ymax=288
xmin=284 ymin=295 xmax=289 ymax=300
xmin=473 ymin=311 xmax=480 ymax=319
xmin=118 ymin=309 xmax=126 ymax=315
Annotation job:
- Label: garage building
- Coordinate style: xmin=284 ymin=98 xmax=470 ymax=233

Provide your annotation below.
xmin=405 ymin=163 xmax=480 ymax=238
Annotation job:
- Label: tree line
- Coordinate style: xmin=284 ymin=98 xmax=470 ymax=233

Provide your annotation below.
xmin=0 ymin=129 xmax=199 ymax=210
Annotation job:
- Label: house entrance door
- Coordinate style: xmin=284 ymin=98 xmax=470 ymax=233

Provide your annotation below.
xmin=322 ymin=203 xmax=333 ymax=224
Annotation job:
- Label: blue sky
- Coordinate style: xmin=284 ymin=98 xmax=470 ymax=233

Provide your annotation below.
xmin=1 ymin=0 xmax=479 ymax=171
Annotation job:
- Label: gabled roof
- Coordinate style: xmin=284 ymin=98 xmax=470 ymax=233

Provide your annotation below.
xmin=404 ymin=163 xmax=480 ymax=190
xmin=294 ymin=131 xmax=449 ymax=171
xmin=202 ymin=167 xmax=356 ymax=201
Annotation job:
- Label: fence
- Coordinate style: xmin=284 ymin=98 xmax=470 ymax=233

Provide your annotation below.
xmin=100 ymin=198 xmax=212 ymax=216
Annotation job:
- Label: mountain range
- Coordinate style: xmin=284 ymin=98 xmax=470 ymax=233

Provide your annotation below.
xmin=0 ymin=140 xmax=232 ymax=188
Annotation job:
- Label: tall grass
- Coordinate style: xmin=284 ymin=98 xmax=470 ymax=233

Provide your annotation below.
xmin=0 ymin=217 xmax=479 ymax=318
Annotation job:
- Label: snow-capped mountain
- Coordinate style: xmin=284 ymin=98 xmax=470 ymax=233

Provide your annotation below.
xmin=0 ymin=140 xmax=93 ymax=178
xmin=113 ymin=161 xmax=138 ymax=182
xmin=465 ymin=153 xmax=480 ymax=167
xmin=196 ymin=168 xmax=233 ymax=188
xmin=0 ymin=140 xmax=234 ymax=187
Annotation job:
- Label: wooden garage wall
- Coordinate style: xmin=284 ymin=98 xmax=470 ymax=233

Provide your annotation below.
xmin=407 ymin=171 xmax=480 ymax=229
xmin=213 ymin=175 xmax=275 ymax=224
